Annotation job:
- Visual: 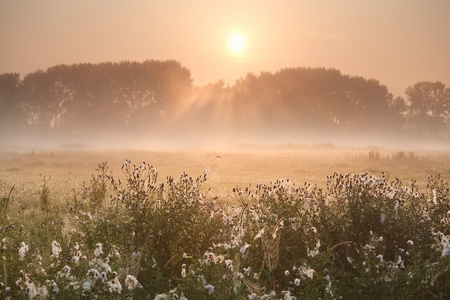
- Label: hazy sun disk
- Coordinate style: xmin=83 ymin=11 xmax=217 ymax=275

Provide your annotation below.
xmin=229 ymin=34 xmax=245 ymax=52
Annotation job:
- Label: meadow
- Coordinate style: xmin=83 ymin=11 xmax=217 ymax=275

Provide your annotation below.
xmin=0 ymin=145 xmax=449 ymax=299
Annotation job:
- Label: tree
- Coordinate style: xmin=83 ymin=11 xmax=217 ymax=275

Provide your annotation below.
xmin=405 ymin=81 xmax=450 ymax=136
xmin=0 ymin=73 xmax=25 ymax=132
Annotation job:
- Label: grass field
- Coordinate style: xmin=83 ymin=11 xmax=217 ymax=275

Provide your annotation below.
xmin=1 ymin=145 xmax=449 ymax=299
xmin=1 ymin=145 xmax=450 ymax=201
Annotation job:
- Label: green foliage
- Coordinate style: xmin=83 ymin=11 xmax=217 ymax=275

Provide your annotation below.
xmin=0 ymin=161 xmax=449 ymax=299
xmin=39 ymin=176 xmax=51 ymax=214
xmin=87 ymin=162 xmax=109 ymax=213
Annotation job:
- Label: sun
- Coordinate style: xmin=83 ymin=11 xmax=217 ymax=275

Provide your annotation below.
xmin=229 ymin=34 xmax=245 ymax=53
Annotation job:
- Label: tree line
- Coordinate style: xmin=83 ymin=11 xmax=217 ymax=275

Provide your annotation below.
xmin=0 ymin=60 xmax=449 ymax=144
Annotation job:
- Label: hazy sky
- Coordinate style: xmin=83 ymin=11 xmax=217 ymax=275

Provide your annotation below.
xmin=1 ymin=0 xmax=449 ymax=97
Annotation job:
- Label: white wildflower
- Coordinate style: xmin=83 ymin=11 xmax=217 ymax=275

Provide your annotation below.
xmin=113 ymin=249 xmax=120 ymax=258
xmin=244 ymin=266 xmax=251 ymax=276
xmin=52 ymin=241 xmax=62 ymax=257
xmin=294 ymin=278 xmax=301 ymax=286
xmin=94 ymin=243 xmax=103 ymax=257
xmin=225 ymin=259 xmax=233 ymax=272
xmin=325 ymin=279 xmax=334 ymax=298
xmin=285 ymin=270 xmax=290 ymax=276
xmin=107 ymin=272 xmax=122 ymax=294
xmin=50 ymin=280 xmax=59 ymax=293
xmin=281 ymin=290 xmax=296 ymax=300
xmin=407 ymin=240 xmax=414 ymax=246
xmin=204 ymin=284 xmax=215 ymax=294
xmin=377 ymin=254 xmax=384 ymax=263
xmin=86 ymin=268 xmax=102 ymax=280
xmin=131 ymin=251 xmax=141 ymax=260
xmin=248 ymin=293 xmax=257 ymax=300
xmin=154 ymin=294 xmax=168 ymax=300
xmin=26 ymin=282 xmax=38 ymax=299
xmin=18 ymin=242 xmax=29 ymax=260
xmin=72 ymin=251 xmax=82 ymax=264
xmin=125 ymin=275 xmax=142 ymax=290
xmin=440 ymin=233 xmax=450 ymax=257
xmin=181 ymin=264 xmax=186 ymax=278
xmin=307 ymin=240 xmax=320 ymax=257
xmin=58 ymin=265 xmax=71 ymax=278
xmin=380 ymin=213 xmax=386 ymax=224
xmin=82 ymin=278 xmax=95 ymax=293
xmin=37 ymin=285 xmax=48 ymax=297
xmin=254 ymin=227 xmax=265 ymax=240
xmin=304 ymin=268 xmax=315 ymax=279
xmin=240 ymin=243 xmax=251 ymax=254
xmin=261 ymin=291 xmax=276 ymax=300
xmin=179 ymin=292 xmax=188 ymax=300
xmin=378 ymin=236 xmax=384 ymax=242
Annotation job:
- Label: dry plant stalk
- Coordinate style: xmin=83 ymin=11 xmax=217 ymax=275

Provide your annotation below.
xmin=261 ymin=218 xmax=283 ymax=272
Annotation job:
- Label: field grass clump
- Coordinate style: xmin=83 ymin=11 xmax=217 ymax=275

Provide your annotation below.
xmin=0 ymin=160 xmax=449 ymax=299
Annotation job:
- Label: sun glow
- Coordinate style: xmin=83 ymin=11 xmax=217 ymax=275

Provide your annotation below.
xmin=228 ymin=33 xmax=245 ymax=53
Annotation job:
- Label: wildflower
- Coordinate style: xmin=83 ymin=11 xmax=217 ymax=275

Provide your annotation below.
xmin=285 ymin=270 xmax=290 ymax=276
xmin=26 ymin=282 xmax=38 ymax=299
xmin=179 ymin=292 xmax=188 ymax=300
xmin=378 ymin=236 xmax=384 ymax=242
xmin=304 ymin=268 xmax=315 ymax=279
xmin=254 ymin=227 xmax=265 ymax=240
xmin=125 ymin=275 xmax=142 ymax=290
xmin=182 ymin=252 xmax=192 ymax=258
xmin=261 ymin=291 xmax=277 ymax=299
xmin=86 ymin=268 xmax=102 ymax=280
xmin=113 ymin=249 xmax=120 ymax=258
xmin=154 ymin=294 xmax=168 ymax=300
xmin=18 ymin=242 xmax=29 ymax=260
xmin=244 ymin=266 xmax=251 ymax=276
xmin=377 ymin=254 xmax=384 ymax=262
xmin=248 ymin=293 xmax=257 ymax=300
xmin=37 ymin=285 xmax=48 ymax=297
xmin=82 ymin=278 xmax=95 ymax=293
xmin=225 ymin=259 xmax=233 ymax=272
xmin=204 ymin=284 xmax=215 ymax=294
xmin=50 ymin=280 xmax=59 ymax=293
xmin=307 ymin=240 xmax=320 ymax=257
xmin=181 ymin=264 xmax=186 ymax=278
xmin=253 ymin=273 xmax=259 ymax=280
xmin=294 ymin=278 xmax=301 ymax=286
xmin=107 ymin=272 xmax=122 ymax=293
xmin=131 ymin=251 xmax=141 ymax=260
xmin=52 ymin=241 xmax=62 ymax=257
xmin=94 ymin=243 xmax=103 ymax=257
xmin=58 ymin=265 xmax=71 ymax=278
xmin=380 ymin=213 xmax=386 ymax=224
xmin=240 ymin=243 xmax=251 ymax=254
xmin=281 ymin=290 xmax=296 ymax=300
xmin=407 ymin=240 xmax=414 ymax=246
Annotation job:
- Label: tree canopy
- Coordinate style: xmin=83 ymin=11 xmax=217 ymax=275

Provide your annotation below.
xmin=0 ymin=60 xmax=448 ymax=146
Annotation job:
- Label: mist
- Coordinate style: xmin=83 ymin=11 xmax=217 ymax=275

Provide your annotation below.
xmin=1 ymin=60 xmax=449 ymax=152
